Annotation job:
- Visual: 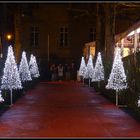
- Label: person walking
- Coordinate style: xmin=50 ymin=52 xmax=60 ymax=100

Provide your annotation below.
xmin=57 ymin=64 xmax=64 ymax=81
xmin=70 ymin=62 xmax=77 ymax=81
xmin=50 ymin=64 xmax=56 ymax=81
xmin=64 ymin=63 xmax=70 ymax=81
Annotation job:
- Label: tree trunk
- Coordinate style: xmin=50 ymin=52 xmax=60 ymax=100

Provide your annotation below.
xmin=104 ymin=4 xmax=116 ymax=79
xmin=104 ymin=3 xmax=116 ymax=63
xmin=14 ymin=7 xmax=22 ymax=63
xmin=96 ymin=3 xmax=105 ymax=56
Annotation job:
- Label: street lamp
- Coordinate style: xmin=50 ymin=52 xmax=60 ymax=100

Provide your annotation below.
xmin=3 ymin=33 xmax=14 ymax=58
xmin=6 ymin=33 xmax=14 ymax=47
xmin=6 ymin=33 xmax=12 ymax=41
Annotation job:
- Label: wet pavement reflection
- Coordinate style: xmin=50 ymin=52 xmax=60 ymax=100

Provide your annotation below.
xmin=0 ymin=81 xmax=139 ymax=138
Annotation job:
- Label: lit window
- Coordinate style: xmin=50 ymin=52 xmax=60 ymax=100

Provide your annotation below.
xmin=59 ymin=27 xmax=68 ymax=47
xmin=30 ymin=26 xmax=39 ymax=48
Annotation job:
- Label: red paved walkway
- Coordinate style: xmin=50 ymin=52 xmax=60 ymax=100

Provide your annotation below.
xmin=0 ymin=81 xmax=139 ymax=138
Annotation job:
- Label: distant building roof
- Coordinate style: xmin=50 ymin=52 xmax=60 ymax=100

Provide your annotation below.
xmin=115 ymin=20 xmax=140 ymax=42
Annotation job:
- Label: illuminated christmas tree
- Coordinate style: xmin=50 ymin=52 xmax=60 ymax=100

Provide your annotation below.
xmin=1 ymin=45 xmax=22 ymax=105
xmin=29 ymin=54 xmax=40 ymax=78
xmin=79 ymin=56 xmax=87 ymax=77
xmin=19 ymin=51 xmax=32 ymax=82
xmin=85 ymin=55 xmax=94 ymax=79
xmin=84 ymin=55 xmax=94 ymax=87
xmin=33 ymin=55 xmax=40 ymax=77
xmin=92 ymin=52 xmax=104 ymax=82
xmin=138 ymin=97 xmax=140 ymax=107
xmin=106 ymin=47 xmax=127 ymax=106
xmin=0 ymin=90 xmax=4 ymax=102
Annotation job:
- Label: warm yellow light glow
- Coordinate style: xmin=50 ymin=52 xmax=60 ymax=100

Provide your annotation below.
xmin=90 ymin=46 xmax=95 ymax=57
xmin=122 ymin=48 xmax=130 ymax=57
xmin=6 ymin=34 xmax=12 ymax=40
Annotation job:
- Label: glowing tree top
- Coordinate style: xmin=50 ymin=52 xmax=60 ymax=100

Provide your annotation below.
xmin=33 ymin=55 xmax=40 ymax=77
xmin=106 ymin=47 xmax=127 ymax=91
xmin=1 ymin=45 xmax=22 ymax=90
xmin=19 ymin=51 xmax=32 ymax=82
xmin=29 ymin=54 xmax=40 ymax=78
xmin=84 ymin=55 xmax=94 ymax=79
xmin=79 ymin=56 xmax=87 ymax=77
xmin=92 ymin=52 xmax=104 ymax=82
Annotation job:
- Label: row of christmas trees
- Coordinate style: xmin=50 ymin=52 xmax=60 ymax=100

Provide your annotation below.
xmin=0 ymin=45 xmax=40 ymax=106
xmin=79 ymin=47 xmax=128 ymax=106
xmin=79 ymin=52 xmax=104 ymax=83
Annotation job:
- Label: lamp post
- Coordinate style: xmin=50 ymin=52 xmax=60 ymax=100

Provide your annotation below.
xmin=48 ymin=34 xmax=50 ymax=63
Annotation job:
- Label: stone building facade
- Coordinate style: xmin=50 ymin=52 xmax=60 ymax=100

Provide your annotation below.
xmin=17 ymin=3 xmax=96 ymax=66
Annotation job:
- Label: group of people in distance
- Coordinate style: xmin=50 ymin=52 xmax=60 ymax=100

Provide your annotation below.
xmin=49 ymin=62 xmax=77 ymax=81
